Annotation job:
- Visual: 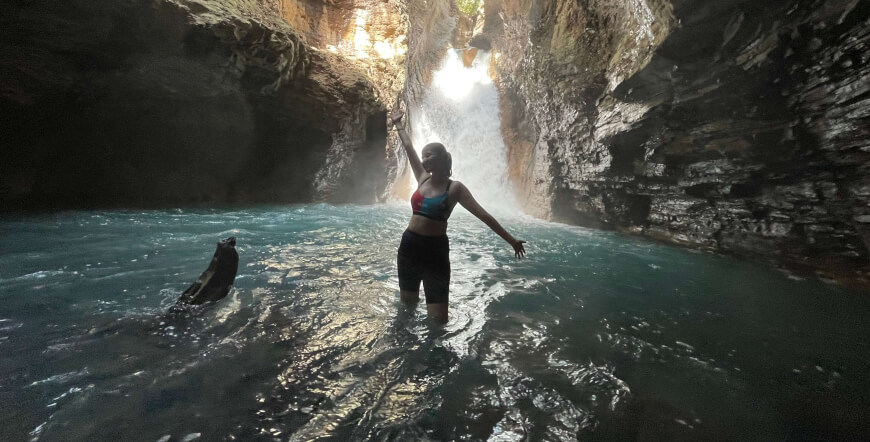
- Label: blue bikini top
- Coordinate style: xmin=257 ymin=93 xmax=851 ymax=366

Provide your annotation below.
xmin=410 ymin=176 xmax=453 ymax=222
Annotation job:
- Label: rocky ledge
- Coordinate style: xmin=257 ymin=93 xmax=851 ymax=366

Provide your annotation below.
xmin=483 ymin=0 xmax=870 ymax=283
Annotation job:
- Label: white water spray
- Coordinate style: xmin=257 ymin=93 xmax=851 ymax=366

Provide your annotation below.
xmin=409 ymin=49 xmax=518 ymax=213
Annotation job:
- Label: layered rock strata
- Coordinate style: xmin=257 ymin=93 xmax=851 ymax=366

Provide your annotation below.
xmin=1 ymin=0 xmax=404 ymax=208
xmin=484 ymin=0 xmax=870 ymax=280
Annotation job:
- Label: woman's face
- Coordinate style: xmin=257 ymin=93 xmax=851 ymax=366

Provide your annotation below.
xmin=421 ymin=145 xmax=446 ymax=173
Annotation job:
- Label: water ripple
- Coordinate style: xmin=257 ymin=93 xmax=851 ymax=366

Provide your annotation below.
xmin=0 ymin=205 xmax=868 ymax=441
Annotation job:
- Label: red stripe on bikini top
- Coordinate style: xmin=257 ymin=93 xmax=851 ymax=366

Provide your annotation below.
xmin=410 ymin=189 xmax=425 ymax=212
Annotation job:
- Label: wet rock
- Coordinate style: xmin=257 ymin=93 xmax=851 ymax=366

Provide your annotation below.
xmin=484 ymin=0 xmax=870 ymax=280
xmin=176 ymin=237 xmax=238 ymax=306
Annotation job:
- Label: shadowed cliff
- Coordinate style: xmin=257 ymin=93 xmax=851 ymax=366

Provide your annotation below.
xmin=3 ymin=0 xmax=869 ymax=283
xmin=1 ymin=0 xmax=403 ymax=209
xmin=481 ymin=0 xmax=869 ymax=282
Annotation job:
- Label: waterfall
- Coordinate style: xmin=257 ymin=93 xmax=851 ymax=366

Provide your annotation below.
xmin=409 ymin=49 xmax=518 ymax=213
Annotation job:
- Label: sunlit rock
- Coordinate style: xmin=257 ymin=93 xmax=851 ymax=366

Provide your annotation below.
xmin=277 ymin=0 xmax=408 ymax=202
xmin=461 ymin=47 xmax=479 ymax=67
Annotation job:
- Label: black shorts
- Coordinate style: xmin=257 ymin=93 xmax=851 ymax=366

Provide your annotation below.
xmin=397 ymin=229 xmax=450 ymax=304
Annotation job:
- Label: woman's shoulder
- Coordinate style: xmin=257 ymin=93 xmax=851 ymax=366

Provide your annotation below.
xmin=448 ymin=180 xmax=467 ymax=194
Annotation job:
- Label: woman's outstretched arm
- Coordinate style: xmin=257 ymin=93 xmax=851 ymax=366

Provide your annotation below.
xmin=455 ymin=182 xmax=527 ymax=258
xmin=390 ymin=108 xmax=425 ymax=183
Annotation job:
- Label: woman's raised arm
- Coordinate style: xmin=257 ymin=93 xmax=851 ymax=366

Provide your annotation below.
xmin=455 ymin=182 xmax=527 ymax=258
xmin=390 ymin=108 xmax=425 ymax=183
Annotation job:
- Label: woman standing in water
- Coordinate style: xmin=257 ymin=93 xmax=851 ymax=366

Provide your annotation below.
xmin=390 ymin=108 xmax=526 ymax=323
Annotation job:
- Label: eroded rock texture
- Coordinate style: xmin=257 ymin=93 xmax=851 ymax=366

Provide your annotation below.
xmin=484 ymin=0 xmax=870 ymax=279
xmin=277 ymin=0 xmax=408 ymax=201
xmin=1 ymin=0 xmax=404 ymax=208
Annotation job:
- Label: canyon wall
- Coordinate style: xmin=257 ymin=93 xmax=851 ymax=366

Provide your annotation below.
xmin=276 ymin=0 xmax=409 ymax=201
xmin=4 ymin=0 xmax=869 ymax=280
xmin=1 ymin=0 xmax=405 ymax=208
xmin=483 ymin=0 xmax=869 ymax=280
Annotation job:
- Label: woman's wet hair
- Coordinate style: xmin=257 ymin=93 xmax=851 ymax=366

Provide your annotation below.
xmin=424 ymin=142 xmax=452 ymax=177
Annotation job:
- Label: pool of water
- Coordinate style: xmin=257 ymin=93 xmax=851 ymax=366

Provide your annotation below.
xmin=1 ymin=204 xmax=868 ymax=440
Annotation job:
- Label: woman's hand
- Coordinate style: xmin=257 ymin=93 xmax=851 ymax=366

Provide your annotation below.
xmin=511 ymin=240 xmax=527 ymax=259
xmin=389 ymin=108 xmax=404 ymax=127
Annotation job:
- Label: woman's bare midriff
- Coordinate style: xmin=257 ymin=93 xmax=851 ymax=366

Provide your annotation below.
xmin=407 ymin=214 xmax=448 ymax=236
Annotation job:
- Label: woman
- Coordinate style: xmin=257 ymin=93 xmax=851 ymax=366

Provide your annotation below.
xmin=390 ymin=108 xmax=526 ymax=323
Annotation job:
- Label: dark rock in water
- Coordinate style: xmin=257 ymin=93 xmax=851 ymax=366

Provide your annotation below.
xmin=176 ymin=237 xmax=239 ymax=306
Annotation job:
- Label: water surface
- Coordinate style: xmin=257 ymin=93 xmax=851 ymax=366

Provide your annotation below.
xmin=1 ymin=204 xmax=868 ymax=441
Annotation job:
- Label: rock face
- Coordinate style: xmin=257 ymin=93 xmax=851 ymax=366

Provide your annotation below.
xmin=277 ymin=0 xmax=409 ymax=201
xmin=483 ymin=0 xmax=870 ymax=279
xmin=4 ymin=0 xmax=868 ymax=280
xmin=1 ymin=0 xmax=405 ymax=208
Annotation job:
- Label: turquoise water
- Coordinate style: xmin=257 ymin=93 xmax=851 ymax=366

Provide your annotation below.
xmin=1 ymin=204 xmax=868 ymax=441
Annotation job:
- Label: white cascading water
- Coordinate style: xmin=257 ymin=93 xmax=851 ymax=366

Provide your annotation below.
xmin=409 ymin=49 xmax=519 ymax=214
